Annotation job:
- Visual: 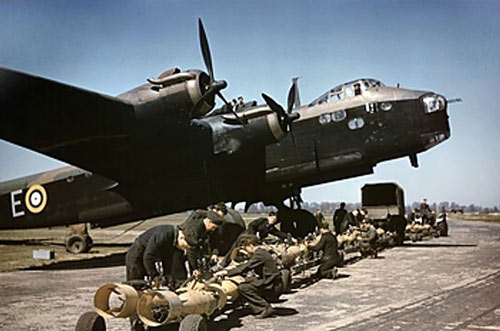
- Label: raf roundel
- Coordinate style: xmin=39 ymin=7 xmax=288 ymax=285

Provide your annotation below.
xmin=25 ymin=184 xmax=48 ymax=214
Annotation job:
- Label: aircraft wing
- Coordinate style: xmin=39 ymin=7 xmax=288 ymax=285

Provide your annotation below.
xmin=0 ymin=67 xmax=135 ymax=181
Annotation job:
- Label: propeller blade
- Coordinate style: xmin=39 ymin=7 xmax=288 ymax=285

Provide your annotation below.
xmin=262 ymin=93 xmax=287 ymax=119
xmin=291 ymin=77 xmax=301 ymax=109
xmin=198 ymin=18 xmax=214 ymax=82
xmin=287 ymin=83 xmax=296 ymax=114
xmin=217 ymin=91 xmax=246 ymax=124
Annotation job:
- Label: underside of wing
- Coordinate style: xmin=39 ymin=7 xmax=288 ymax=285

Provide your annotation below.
xmin=0 ymin=67 xmax=136 ymax=181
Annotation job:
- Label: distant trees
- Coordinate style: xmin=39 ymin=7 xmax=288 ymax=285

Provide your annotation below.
xmin=245 ymin=201 xmax=499 ymax=214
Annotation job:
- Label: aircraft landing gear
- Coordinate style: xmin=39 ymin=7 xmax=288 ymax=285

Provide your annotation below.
xmin=65 ymin=223 xmax=93 ymax=254
xmin=278 ymin=206 xmax=317 ymax=239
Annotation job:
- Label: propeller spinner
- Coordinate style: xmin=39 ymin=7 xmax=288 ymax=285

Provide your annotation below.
xmin=262 ymin=82 xmax=300 ymax=147
xmin=262 ymin=83 xmax=300 ymax=132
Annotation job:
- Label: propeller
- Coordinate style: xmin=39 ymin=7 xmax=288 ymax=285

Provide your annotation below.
xmin=191 ymin=19 xmax=244 ymax=123
xmin=261 ymin=82 xmax=300 ymax=138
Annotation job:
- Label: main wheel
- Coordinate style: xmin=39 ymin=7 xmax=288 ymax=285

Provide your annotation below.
xmin=279 ymin=208 xmax=317 ymax=239
xmin=66 ymin=234 xmax=93 ymax=254
xmin=75 ymin=311 xmax=106 ymax=331
xmin=179 ymin=314 xmax=208 ymax=331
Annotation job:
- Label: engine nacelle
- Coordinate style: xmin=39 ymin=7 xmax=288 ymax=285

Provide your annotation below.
xmin=202 ymin=107 xmax=288 ymax=155
xmin=118 ymin=68 xmax=213 ymax=118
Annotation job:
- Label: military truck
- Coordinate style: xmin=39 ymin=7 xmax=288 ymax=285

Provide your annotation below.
xmin=361 ymin=183 xmax=407 ymax=245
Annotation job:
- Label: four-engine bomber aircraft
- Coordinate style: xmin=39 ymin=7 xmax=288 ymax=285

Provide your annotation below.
xmin=0 ymin=19 xmax=451 ymax=250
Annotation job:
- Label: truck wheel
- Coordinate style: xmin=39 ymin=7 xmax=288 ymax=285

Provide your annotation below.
xmin=179 ymin=314 xmax=208 ymax=331
xmin=66 ymin=234 xmax=93 ymax=254
xmin=438 ymin=221 xmax=448 ymax=236
xmin=75 ymin=311 xmax=106 ymax=331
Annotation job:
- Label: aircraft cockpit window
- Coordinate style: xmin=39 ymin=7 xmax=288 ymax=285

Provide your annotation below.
xmin=363 ymin=79 xmax=384 ymax=88
xmin=309 ymin=79 xmax=384 ymax=106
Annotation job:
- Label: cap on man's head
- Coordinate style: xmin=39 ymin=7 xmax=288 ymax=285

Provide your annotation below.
xmin=183 ymin=232 xmax=198 ymax=247
xmin=319 ymin=222 xmax=330 ymax=230
xmin=206 ymin=211 xmax=225 ymax=225
xmin=215 ymin=202 xmax=228 ymax=215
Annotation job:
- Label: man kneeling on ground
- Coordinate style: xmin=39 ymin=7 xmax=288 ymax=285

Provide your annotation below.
xmin=215 ymin=235 xmax=281 ymax=319
xmin=306 ymin=222 xmax=342 ymax=279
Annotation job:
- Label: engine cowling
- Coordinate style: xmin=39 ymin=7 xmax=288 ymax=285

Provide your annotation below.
xmin=118 ymin=68 xmax=213 ymax=118
xmin=202 ymin=107 xmax=288 ymax=155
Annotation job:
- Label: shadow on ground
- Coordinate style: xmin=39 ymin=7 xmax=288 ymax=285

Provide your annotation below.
xmin=402 ymin=243 xmax=477 ymax=248
xmin=210 ymin=304 xmax=299 ymax=331
xmin=0 ymin=239 xmax=129 ymax=248
xmin=25 ymin=252 xmax=126 ymax=270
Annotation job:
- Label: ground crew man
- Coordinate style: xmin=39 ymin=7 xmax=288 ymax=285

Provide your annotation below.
xmin=179 ymin=209 xmax=225 ymax=277
xmin=125 ymin=224 xmax=190 ymax=285
xmin=215 ymin=235 xmax=281 ymax=319
xmin=125 ymin=224 xmax=190 ymax=330
xmin=247 ymin=211 xmax=288 ymax=240
xmin=420 ymin=198 xmax=433 ymax=224
xmin=359 ymin=218 xmax=378 ymax=258
xmin=235 ymin=96 xmax=245 ymax=111
xmin=340 ymin=209 xmax=364 ymax=233
xmin=306 ymin=223 xmax=342 ymax=279
xmin=333 ymin=202 xmax=347 ymax=234
xmin=314 ymin=209 xmax=327 ymax=229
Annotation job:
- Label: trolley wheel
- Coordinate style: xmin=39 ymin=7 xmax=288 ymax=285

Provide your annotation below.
xmin=179 ymin=314 xmax=208 ymax=331
xmin=66 ymin=234 xmax=93 ymax=254
xmin=75 ymin=311 xmax=105 ymax=331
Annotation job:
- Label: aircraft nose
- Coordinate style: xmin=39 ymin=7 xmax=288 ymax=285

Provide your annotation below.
xmin=418 ymin=93 xmax=450 ymax=148
xmin=421 ymin=93 xmax=447 ymax=114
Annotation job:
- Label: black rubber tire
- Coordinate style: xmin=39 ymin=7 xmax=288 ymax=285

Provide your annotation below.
xmin=179 ymin=314 xmax=208 ymax=331
xmin=66 ymin=234 xmax=93 ymax=254
xmin=279 ymin=209 xmax=317 ymax=239
xmin=75 ymin=311 xmax=106 ymax=331
xmin=438 ymin=220 xmax=448 ymax=236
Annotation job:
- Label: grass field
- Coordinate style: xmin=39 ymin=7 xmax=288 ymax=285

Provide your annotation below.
xmin=0 ymin=213 xmax=267 ymax=272
xmin=450 ymin=213 xmax=500 ymax=223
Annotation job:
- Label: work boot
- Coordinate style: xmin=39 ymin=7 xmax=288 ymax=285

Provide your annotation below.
xmin=255 ymin=306 xmax=273 ymax=319
xmin=330 ymin=267 xmax=338 ymax=279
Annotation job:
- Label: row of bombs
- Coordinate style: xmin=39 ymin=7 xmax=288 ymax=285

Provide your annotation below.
xmin=336 ymin=227 xmax=398 ymax=253
xmin=405 ymin=215 xmax=448 ymax=241
xmin=85 ymin=241 xmax=311 ymax=330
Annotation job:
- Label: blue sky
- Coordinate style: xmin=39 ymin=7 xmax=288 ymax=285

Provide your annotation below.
xmin=0 ymin=0 xmax=499 ymax=207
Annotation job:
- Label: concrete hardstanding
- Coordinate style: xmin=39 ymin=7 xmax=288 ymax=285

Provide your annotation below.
xmin=0 ymin=218 xmax=498 ymax=330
